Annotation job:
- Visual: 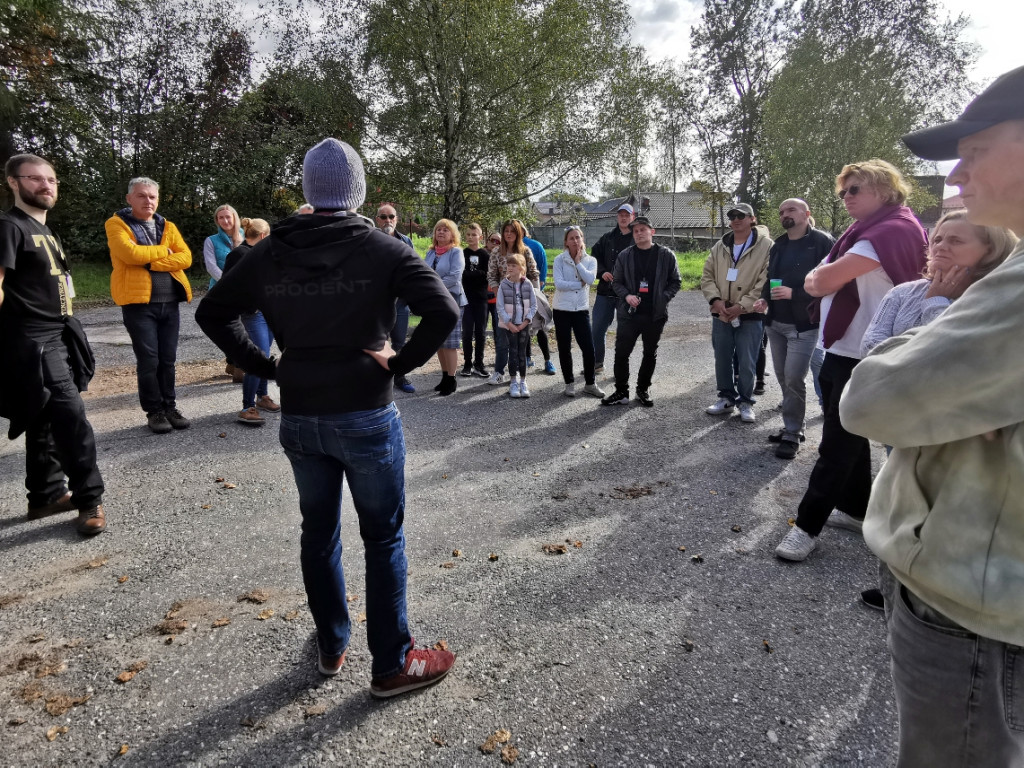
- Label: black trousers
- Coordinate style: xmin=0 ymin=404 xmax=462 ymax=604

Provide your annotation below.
xmin=795 ymin=352 xmax=872 ymax=536
xmin=553 ymin=309 xmax=596 ymax=385
xmin=121 ymin=301 xmax=180 ymax=414
xmin=25 ymin=340 xmax=104 ymax=509
xmin=461 ymin=296 xmax=488 ymax=368
xmin=612 ymin=314 xmax=666 ymax=395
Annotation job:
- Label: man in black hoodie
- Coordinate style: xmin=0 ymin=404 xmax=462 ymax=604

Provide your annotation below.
xmin=196 ymin=138 xmax=458 ymax=698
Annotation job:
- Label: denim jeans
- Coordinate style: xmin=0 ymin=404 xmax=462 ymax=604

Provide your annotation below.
xmin=390 ymin=299 xmax=410 ymax=352
xmin=885 ymin=574 xmax=1024 ymax=767
xmin=279 ymin=404 xmax=412 ymax=678
xmin=553 ymin=309 xmax=595 ymax=385
xmin=711 ymin=318 xmax=763 ymax=404
xmin=766 ymin=322 xmax=818 ymax=441
xmin=121 ymin=301 xmax=180 ymax=414
xmin=591 ymin=294 xmax=617 ymax=367
xmin=241 ymin=312 xmax=272 ymax=409
xmin=494 ymin=317 xmax=509 ymax=374
xmin=810 ymin=345 xmax=825 ymax=408
xmin=504 ymin=327 xmax=530 ymax=377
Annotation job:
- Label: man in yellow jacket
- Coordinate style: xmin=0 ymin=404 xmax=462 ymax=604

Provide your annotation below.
xmin=105 ymin=177 xmax=192 ymax=434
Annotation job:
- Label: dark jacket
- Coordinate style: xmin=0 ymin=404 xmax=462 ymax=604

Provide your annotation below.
xmin=196 ymin=213 xmax=458 ymax=414
xmin=612 ymin=244 xmax=682 ymax=322
xmin=592 ymin=226 xmax=634 ymax=297
xmin=761 ymin=227 xmax=835 ymax=332
xmin=462 ymin=247 xmax=491 ymax=300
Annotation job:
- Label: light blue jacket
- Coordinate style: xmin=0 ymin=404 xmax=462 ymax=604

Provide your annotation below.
xmin=427 ymin=247 xmax=467 ymax=307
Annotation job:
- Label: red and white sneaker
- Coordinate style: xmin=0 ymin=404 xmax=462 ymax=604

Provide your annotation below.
xmin=369 ymin=640 xmax=455 ymax=699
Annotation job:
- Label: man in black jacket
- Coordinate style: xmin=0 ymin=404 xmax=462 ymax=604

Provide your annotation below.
xmin=753 ymin=198 xmax=834 ymax=458
xmin=601 ymin=217 xmax=681 ymax=407
xmin=590 ymin=203 xmax=635 ymax=372
xmin=196 ymin=138 xmax=458 ymax=698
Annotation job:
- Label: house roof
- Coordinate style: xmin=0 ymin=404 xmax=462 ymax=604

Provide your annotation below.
xmin=640 ymin=192 xmax=714 ymax=229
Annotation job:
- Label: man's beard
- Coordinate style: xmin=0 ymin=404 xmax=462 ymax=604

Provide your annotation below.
xmin=781 ymin=217 xmax=795 ymax=229
xmin=381 ymin=223 xmax=396 ymax=235
xmin=18 ymin=184 xmax=55 ymax=211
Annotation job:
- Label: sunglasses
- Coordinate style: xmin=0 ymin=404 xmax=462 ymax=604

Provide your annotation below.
xmin=377 ymin=213 xmax=396 ymax=220
xmin=727 ymin=212 xmax=748 ymax=221
xmin=564 ymin=225 xmax=582 ymax=233
xmin=838 ymin=185 xmax=862 ymax=200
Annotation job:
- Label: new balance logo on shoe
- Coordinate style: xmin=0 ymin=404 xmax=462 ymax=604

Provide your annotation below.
xmin=408 ymin=658 xmax=426 ymax=676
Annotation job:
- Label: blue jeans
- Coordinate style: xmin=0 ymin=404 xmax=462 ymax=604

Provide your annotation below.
xmin=711 ymin=318 xmax=763 ymax=404
xmin=494 ymin=317 xmax=509 ymax=374
xmin=241 ymin=312 xmax=272 ymax=409
xmin=279 ymin=404 xmax=412 ymax=678
xmin=391 ymin=299 xmax=410 ymax=351
xmin=121 ymin=301 xmax=180 ymax=414
xmin=591 ymin=294 xmax=617 ymax=366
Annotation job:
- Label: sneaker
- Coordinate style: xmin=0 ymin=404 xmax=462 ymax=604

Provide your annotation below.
xmin=705 ymin=398 xmax=735 ymax=416
xmin=826 ymin=510 xmax=864 ymax=533
xmin=753 ymin=381 xmax=766 ymax=395
xmin=369 ymin=642 xmax=455 ymax=699
xmin=581 ymin=383 xmax=605 ymax=399
xmin=472 ymin=365 xmax=489 ymax=378
xmin=564 ymin=382 xmax=576 ymax=397
xmin=544 ymin=360 xmax=556 ymax=375
xmin=165 ymin=408 xmax=191 ymax=430
xmin=519 ymin=381 xmax=530 ymax=398
xmin=488 ymin=371 xmax=507 ymax=386
xmin=527 ymin=357 xmax=534 ymax=368
xmin=460 ymin=366 xmax=473 ymax=377
xmin=860 ymin=588 xmax=885 ymax=611
xmin=27 ymin=492 xmax=75 ymax=520
xmin=739 ymin=403 xmax=756 ymax=423
xmin=395 ymin=375 xmax=416 ymax=394
xmin=256 ymin=395 xmax=281 ymax=412
xmin=601 ymin=390 xmax=629 ymax=406
xmin=636 ymin=390 xmax=654 ymax=407
xmin=147 ymin=411 xmax=173 ymax=434
xmin=768 ymin=430 xmax=805 ymax=443
xmin=775 ymin=526 xmax=816 ymax=561
xmin=75 ymin=504 xmax=106 ymax=536
xmin=775 ymin=440 xmax=798 ymax=460
xmin=237 ymin=407 xmax=265 ymax=425
xmin=317 ymin=646 xmax=347 ymax=676
xmin=594 ymin=364 xmax=604 ymax=374
xmin=509 ymin=380 xmax=521 ymax=398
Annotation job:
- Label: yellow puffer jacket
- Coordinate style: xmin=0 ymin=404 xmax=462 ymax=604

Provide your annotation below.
xmin=106 ymin=214 xmax=193 ymax=305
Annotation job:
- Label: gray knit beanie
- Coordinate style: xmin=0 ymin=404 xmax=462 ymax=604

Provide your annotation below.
xmin=301 ymin=138 xmax=366 ymax=210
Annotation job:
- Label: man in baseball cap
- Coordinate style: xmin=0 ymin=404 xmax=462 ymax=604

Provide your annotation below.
xmin=841 ymin=67 xmax=1024 ymax=764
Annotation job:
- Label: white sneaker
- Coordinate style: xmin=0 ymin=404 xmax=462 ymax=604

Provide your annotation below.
xmin=826 ymin=510 xmax=864 ymax=533
xmin=706 ymin=398 xmax=735 ymax=415
xmin=775 ymin=526 xmax=817 ymax=561
xmin=519 ymin=381 xmax=530 ymax=398
xmin=509 ymin=380 xmax=521 ymax=398
xmin=581 ymin=383 xmax=605 ymax=398
xmin=739 ymin=403 xmax=755 ymax=423
xmin=488 ymin=371 xmax=507 ymax=386
xmin=564 ymin=382 xmax=576 ymax=397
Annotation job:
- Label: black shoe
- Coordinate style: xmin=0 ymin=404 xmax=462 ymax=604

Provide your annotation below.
xmin=460 ymin=366 xmax=473 ymax=377
xmin=753 ymin=381 xmax=765 ymax=395
xmin=635 ymin=390 xmax=653 ymax=407
xmin=437 ymin=374 xmax=457 ymax=396
xmin=775 ymin=440 xmax=798 ymax=460
xmin=601 ymin=390 xmax=629 ymax=406
xmin=147 ymin=411 xmax=173 ymax=434
xmin=861 ymin=588 xmax=885 ymax=611
xmin=433 ymin=376 xmax=445 ymax=392
xmin=165 ymin=408 xmax=190 ymax=430
xmin=471 ymin=365 xmax=489 ymax=378
xmin=768 ymin=430 xmax=805 ymax=443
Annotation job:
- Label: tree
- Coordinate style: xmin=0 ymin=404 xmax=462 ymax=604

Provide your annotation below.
xmin=360 ymin=0 xmax=634 ymax=223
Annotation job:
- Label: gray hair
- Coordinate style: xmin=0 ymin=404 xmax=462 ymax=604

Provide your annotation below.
xmin=128 ymin=176 xmax=159 ymax=194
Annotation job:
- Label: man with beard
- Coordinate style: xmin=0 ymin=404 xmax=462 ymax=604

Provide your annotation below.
xmin=0 ymin=154 xmax=106 ymax=535
xmin=376 ymin=203 xmax=417 ymax=394
xmin=753 ymin=199 xmax=834 ymax=458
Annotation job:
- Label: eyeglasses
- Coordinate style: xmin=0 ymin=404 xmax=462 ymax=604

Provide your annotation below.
xmin=15 ymin=175 xmax=59 ymax=186
xmin=727 ymin=212 xmax=747 ymax=221
xmin=377 ymin=213 xmax=396 ymax=220
xmin=487 ymin=237 xmax=501 ymax=244
xmin=838 ymin=185 xmax=862 ymax=200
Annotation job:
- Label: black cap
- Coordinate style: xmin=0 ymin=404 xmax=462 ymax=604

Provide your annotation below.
xmin=629 ymin=216 xmax=653 ymax=229
xmin=903 ymin=66 xmax=1024 ymax=161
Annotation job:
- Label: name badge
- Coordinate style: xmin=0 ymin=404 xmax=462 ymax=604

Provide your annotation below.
xmin=65 ymin=274 xmax=76 ymax=298
xmin=639 ymin=279 xmax=649 ymax=294
xmin=726 ymin=268 xmax=739 ymax=282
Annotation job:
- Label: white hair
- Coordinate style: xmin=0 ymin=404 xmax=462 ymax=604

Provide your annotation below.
xmin=128 ymin=176 xmax=159 ymax=194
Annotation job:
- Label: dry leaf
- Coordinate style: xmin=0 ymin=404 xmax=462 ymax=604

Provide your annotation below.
xmin=433 ymin=639 xmax=449 ymax=651
xmin=212 ymin=618 xmax=231 ymax=628
xmin=677 ymin=546 xmax=687 ymax=552
xmin=240 ymin=716 xmax=265 ymax=730
xmin=346 ymin=595 xmax=359 ymax=603
xmin=709 ymin=490 xmax=718 ymax=495
xmin=495 ymin=728 xmax=511 ymax=743
xmin=442 ymin=474 xmax=448 ymax=479
xmin=223 ymin=483 xmax=237 ymax=490
xmin=439 ymin=561 xmax=456 ymax=569
xmin=201 ymin=505 xmax=211 ymax=510
xmin=431 ymin=734 xmax=447 ymax=747
xmin=573 ymin=540 xmax=583 ymax=548
xmin=8 ymin=717 xmax=26 ymax=726
xmin=763 ymin=640 xmax=774 ymax=654
xmin=27 ymin=633 xmax=45 ymax=644
xmin=45 ymin=693 xmax=90 ymax=716
xmin=155 ymin=619 xmax=187 ymax=635
xmin=117 ymin=575 xmax=129 ymax=584
xmin=501 ymin=745 xmax=520 ymax=764
xmin=452 ymin=549 xmax=462 ymax=557
xmin=257 ymin=609 xmax=274 ymax=620
xmin=787 ymin=517 xmax=796 ymax=527
xmin=165 ymin=600 xmax=186 ymax=618
xmin=356 ymin=611 xmax=367 ymax=623
xmin=35 ymin=661 xmax=66 ymax=678
xmin=86 ymin=556 xmax=108 ymax=569
xmin=127 ymin=660 xmax=147 ymax=673
xmin=488 ymin=553 xmax=499 ymax=561
xmin=303 ymin=704 xmax=327 ymax=718
xmin=691 ymin=554 xmax=704 ymax=564
xmin=16 ymin=652 xmax=42 ymax=671
xmin=532 ymin=472 xmax=540 ymax=477
xmin=731 ymin=525 xmax=742 ymax=533
xmin=610 ymin=485 xmax=653 ymax=499
xmin=542 ymin=543 xmax=568 ymax=555
xmin=116 ymin=671 xmax=136 ymax=684
xmin=18 ymin=682 xmax=44 ymax=703
xmin=45 ymin=725 xmax=68 ymax=741
xmin=117 ymin=744 xmax=129 ymax=756
xmin=164 ymin=636 xmax=174 ymax=645
xmin=62 ymin=639 xmax=82 ymax=649
xmin=283 ymin=611 xmax=299 ymax=621
xmin=215 ymin=477 xmax=225 ymax=483
xmin=237 ymin=590 xmax=270 ymax=604
xmin=217 ymin=432 xmax=227 ymax=438
xmin=480 ymin=734 xmax=498 ymax=754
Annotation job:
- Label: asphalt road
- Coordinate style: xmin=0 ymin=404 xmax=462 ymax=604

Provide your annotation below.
xmin=0 ymin=293 xmax=896 ymax=767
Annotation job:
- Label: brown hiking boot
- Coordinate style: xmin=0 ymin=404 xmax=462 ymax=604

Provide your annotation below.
xmin=75 ymin=504 xmax=106 ymax=536
xmin=237 ymin=407 xmax=265 ymax=425
xmin=369 ymin=641 xmax=455 ymax=698
xmin=27 ymin=492 xmax=76 ymax=520
xmin=256 ymin=395 xmax=280 ymax=412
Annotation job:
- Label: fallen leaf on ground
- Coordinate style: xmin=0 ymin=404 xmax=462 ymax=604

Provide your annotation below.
xmin=257 ymin=609 xmax=274 ymax=620
xmin=63 ymin=639 xmax=82 ymax=649
xmin=532 ymin=472 xmax=540 ymax=477
xmin=35 ymin=660 xmax=66 ymax=678
xmin=542 ymin=544 xmax=568 ymax=555
xmin=356 ymin=611 xmax=367 ymax=623
xmin=116 ymin=671 xmax=135 ymax=684
xmin=212 ymin=618 xmax=231 ymax=628
xmin=452 ymin=549 xmax=462 ymax=557
xmin=164 ymin=637 xmax=174 ymax=645
xmin=710 ymin=490 xmax=718 ymax=495
xmin=433 ymin=640 xmax=449 ymax=651
xmin=27 ymin=633 xmax=45 ymax=644
xmin=114 ymin=660 xmax=148 ymax=684
xmin=237 ymin=590 xmax=271 ymax=604
xmin=283 ymin=611 xmax=299 ymax=621
xmin=347 ymin=595 xmax=358 ymax=603
xmin=45 ymin=725 xmax=68 ymax=741
xmin=731 ymin=525 xmax=742 ymax=533
xmin=117 ymin=575 xmax=129 ymax=584
xmin=677 ymin=546 xmax=687 ymax=552
xmin=304 ymin=704 xmax=327 ymax=718
xmin=155 ymin=619 xmax=187 ymax=635
xmin=15 ymin=653 xmax=43 ymax=671
xmin=201 ymin=505 xmax=211 ymax=510
xmin=440 ymin=562 xmax=456 ymax=569
xmin=572 ymin=540 xmax=583 ymax=548
xmin=17 ymin=682 xmax=44 ymax=702
xmin=488 ymin=553 xmax=499 ymax=561
xmin=165 ymin=601 xmax=186 ymax=618
xmin=442 ymin=474 xmax=448 ymax=479
xmin=787 ymin=517 xmax=796 ymax=526
xmin=45 ymin=693 xmax=90 ymax=716
xmin=215 ymin=477 xmax=225 ymax=483
xmin=218 ymin=433 xmax=227 ymax=438
xmin=240 ymin=716 xmax=265 ymax=729
xmin=610 ymin=485 xmax=653 ymax=499
xmin=495 ymin=728 xmax=511 ymax=743
xmin=223 ymin=483 xmax=237 ymax=490
xmin=501 ymin=745 xmax=520 ymax=764
xmin=480 ymin=734 xmax=498 ymax=754
xmin=9 ymin=717 xmax=26 ymax=725
xmin=763 ymin=640 xmax=774 ymax=654
xmin=431 ymin=734 xmax=446 ymax=746
xmin=691 ymin=554 xmax=704 ymax=563
xmin=117 ymin=744 xmax=129 ymax=756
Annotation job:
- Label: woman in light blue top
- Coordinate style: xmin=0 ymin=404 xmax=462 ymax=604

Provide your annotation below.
xmin=426 ymin=218 xmax=467 ymax=396
xmin=204 ymin=203 xmax=244 ymax=378
xmin=551 ymin=226 xmax=604 ymax=398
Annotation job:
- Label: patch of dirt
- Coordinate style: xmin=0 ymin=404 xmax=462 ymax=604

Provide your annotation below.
xmin=82 ymin=359 xmax=230 ymax=399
